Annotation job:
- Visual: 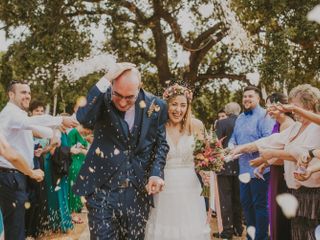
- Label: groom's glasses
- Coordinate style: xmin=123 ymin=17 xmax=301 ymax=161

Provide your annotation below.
xmin=111 ymin=89 xmax=139 ymax=102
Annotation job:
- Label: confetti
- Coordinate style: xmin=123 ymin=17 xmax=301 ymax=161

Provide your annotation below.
xmin=59 ymin=53 xmax=117 ymax=82
xmin=114 ymin=148 xmax=120 ymax=155
xmin=56 ymin=178 xmax=61 ymax=185
xmin=238 ymin=173 xmax=251 ymax=183
xmin=54 ymin=186 xmax=61 ymax=191
xmin=315 ymin=225 xmax=320 ymax=239
xmin=12 ymin=202 xmax=16 ymax=208
xmin=276 ymin=193 xmax=298 ymax=218
xmin=24 ymin=202 xmax=31 ymax=209
xmin=89 ymin=167 xmax=95 ymax=173
xmin=307 ymin=5 xmax=320 ymax=24
xmin=80 ymin=175 xmax=84 ymax=180
xmin=95 ymin=147 xmax=101 ymax=155
xmin=247 ymin=226 xmax=256 ymax=240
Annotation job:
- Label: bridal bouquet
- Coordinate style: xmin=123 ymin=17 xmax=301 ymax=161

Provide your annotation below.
xmin=193 ymin=132 xmax=225 ymax=197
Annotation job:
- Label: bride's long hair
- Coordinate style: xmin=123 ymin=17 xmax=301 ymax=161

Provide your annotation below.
xmin=163 ymin=84 xmax=193 ymax=135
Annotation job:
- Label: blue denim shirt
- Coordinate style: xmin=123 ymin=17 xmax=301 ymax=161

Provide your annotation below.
xmin=229 ymin=105 xmax=275 ymax=177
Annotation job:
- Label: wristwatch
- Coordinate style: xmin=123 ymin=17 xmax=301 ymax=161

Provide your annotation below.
xmin=308 ymin=149 xmax=316 ymax=159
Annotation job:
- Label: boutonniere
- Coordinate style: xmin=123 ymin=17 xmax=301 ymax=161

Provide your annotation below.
xmin=147 ymin=99 xmax=160 ymax=117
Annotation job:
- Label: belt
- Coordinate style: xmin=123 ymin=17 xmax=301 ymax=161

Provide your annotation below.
xmin=118 ymin=178 xmax=132 ymax=188
xmin=0 ymin=167 xmax=21 ymax=174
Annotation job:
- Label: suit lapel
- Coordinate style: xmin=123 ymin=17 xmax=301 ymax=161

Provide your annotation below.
xmin=136 ymin=91 xmax=154 ymax=150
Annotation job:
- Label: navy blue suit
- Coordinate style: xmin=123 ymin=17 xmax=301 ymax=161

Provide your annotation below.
xmin=74 ymin=85 xmax=169 ymax=239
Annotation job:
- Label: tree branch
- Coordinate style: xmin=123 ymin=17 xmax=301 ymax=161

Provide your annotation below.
xmin=160 ymin=10 xmax=193 ymax=50
xmin=198 ymin=73 xmax=250 ymax=84
xmin=192 ymin=22 xmax=227 ymax=48
xmin=119 ymin=0 xmax=150 ymax=25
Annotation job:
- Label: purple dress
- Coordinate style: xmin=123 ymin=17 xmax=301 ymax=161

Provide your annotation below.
xmin=269 ymin=122 xmax=291 ymax=240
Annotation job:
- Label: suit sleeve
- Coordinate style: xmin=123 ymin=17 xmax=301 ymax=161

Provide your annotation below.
xmin=150 ymin=100 xmax=170 ymax=179
xmin=215 ymin=120 xmax=224 ymax=139
xmin=76 ymin=77 xmax=110 ymax=129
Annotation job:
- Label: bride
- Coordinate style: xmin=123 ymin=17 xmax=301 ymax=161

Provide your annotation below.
xmin=145 ymin=84 xmax=211 ymax=240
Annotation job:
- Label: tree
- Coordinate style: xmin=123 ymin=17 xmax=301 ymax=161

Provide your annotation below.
xmin=232 ymin=0 xmax=320 ymax=92
xmin=0 ymin=0 xmax=252 ymax=121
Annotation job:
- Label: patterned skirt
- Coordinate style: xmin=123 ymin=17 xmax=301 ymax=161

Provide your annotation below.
xmin=291 ymin=187 xmax=320 ymax=240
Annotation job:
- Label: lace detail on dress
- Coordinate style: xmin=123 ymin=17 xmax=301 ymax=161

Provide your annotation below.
xmin=165 ymin=133 xmax=195 ymax=168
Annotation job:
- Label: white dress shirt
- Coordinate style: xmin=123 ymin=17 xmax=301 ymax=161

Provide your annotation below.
xmin=96 ymin=77 xmax=135 ymax=130
xmin=0 ymin=102 xmax=62 ymax=169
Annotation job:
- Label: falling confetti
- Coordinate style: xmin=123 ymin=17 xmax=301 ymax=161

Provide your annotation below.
xmin=89 ymin=167 xmax=95 ymax=173
xmin=54 ymin=186 xmax=61 ymax=191
xmin=100 ymin=151 xmax=104 ymax=158
xmin=95 ymin=147 xmax=101 ymax=155
xmin=59 ymin=53 xmax=117 ymax=82
xmin=247 ymin=226 xmax=256 ymax=240
xmin=276 ymin=193 xmax=299 ymax=218
xmin=24 ymin=202 xmax=31 ymax=209
xmin=315 ymin=225 xmax=320 ymax=239
xmin=56 ymin=178 xmax=61 ymax=185
xmin=114 ymin=148 xmax=120 ymax=155
xmin=139 ymin=100 xmax=146 ymax=109
xmin=238 ymin=173 xmax=251 ymax=183
xmin=307 ymin=5 xmax=320 ymax=24
xmin=12 ymin=202 xmax=16 ymax=208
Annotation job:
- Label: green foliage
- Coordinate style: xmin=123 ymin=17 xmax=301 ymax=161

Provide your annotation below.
xmin=232 ymin=0 xmax=320 ymax=93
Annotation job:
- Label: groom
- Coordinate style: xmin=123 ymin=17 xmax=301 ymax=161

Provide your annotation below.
xmin=74 ymin=62 xmax=169 ymax=239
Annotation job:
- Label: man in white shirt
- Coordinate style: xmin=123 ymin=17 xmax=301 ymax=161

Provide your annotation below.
xmin=0 ymin=80 xmax=78 ymax=240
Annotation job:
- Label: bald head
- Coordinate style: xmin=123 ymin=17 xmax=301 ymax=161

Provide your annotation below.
xmin=111 ymin=68 xmax=141 ymax=112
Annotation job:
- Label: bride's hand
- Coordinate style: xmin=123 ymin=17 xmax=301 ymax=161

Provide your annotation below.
xmin=199 ymin=170 xmax=210 ymax=185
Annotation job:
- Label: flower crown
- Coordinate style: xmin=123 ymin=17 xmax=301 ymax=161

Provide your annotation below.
xmin=163 ymin=83 xmax=193 ymax=102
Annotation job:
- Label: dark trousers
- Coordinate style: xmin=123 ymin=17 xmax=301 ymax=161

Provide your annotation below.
xmin=0 ymin=172 xmax=28 ymax=240
xmin=240 ymin=173 xmax=269 ymax=240
xmin=217 ymin=174 xmax=243 ymax=236
xmin=86 ymin=184 xmax=151 ymax=240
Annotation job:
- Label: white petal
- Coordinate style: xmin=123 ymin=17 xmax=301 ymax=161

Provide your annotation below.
xmin=276 ymin=193 xmax=299 ymax=218
xmin=247 ymin=226 xmax=256 ymax=240
xmin=238 ymin=173 xmax=251 ymax=183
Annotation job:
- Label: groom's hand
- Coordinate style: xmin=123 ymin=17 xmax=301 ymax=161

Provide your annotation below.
xmin=146 ymin=176 xmax=164 ymax=195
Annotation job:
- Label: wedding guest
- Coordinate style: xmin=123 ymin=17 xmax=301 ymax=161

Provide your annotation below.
xmin=229 ymin=86 xmax=274 ymax=240
xmin=0 ymin=80 xmax=78 ymax=240
xmin=25 ymin=100 xmax=51 ymax=238
xmin=213 ymin=102 xmax=243 ymax=239
xmin=0 ymin=131 xmax=44 ymax=240
xmin=251 ymin=93 xmax=295 ymax=240
xmin=232 ymin=84 xmax=320 ymax=240
xmin=67 ymin=125 xmax=89 ymax=224
xmin=214 ymin=108 xmax=228 ymax=129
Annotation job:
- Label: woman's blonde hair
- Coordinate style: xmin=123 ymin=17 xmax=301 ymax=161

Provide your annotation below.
xmin=289 ymin=84 xmax=320 ymax=112
xmin=164 ymin=84 xmax=193 ymax=135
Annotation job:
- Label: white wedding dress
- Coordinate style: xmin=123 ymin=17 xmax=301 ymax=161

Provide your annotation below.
xmin=145 ymin=133 xmax=211 ymax=240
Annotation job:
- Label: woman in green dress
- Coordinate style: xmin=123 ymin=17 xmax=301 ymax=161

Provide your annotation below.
xmin=0 ymin=210 xmax=4 ymax=240
xmin=44 ymin=129 xmax=74 ymax=233
xmin=67 ymin=126 xmax=89 ymax=223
